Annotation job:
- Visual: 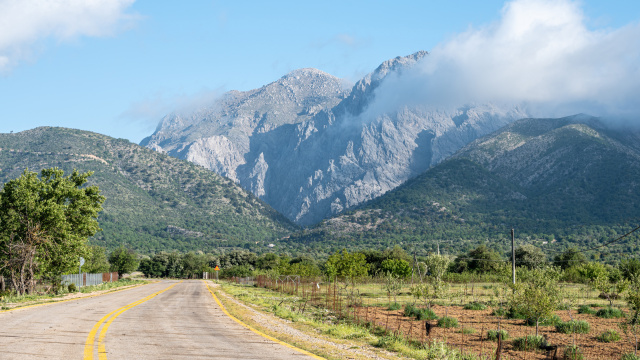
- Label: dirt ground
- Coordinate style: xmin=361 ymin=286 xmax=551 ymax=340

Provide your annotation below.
xmin=356 ymin=304 xmax=637 ymax=359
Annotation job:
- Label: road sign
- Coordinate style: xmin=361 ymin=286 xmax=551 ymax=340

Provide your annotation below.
xmin=214 ymin=266 xmax=220 ymax=271
xmin=80 ymin=257 xmax=85 ymax=266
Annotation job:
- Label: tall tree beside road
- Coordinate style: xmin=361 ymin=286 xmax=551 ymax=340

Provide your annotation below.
xmin=0 ymin=168 xmax=104 ymax=294
xmin=109 ymin=246 xmax=140 ymax=277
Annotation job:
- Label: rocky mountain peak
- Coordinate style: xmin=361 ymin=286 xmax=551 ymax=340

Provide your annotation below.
xmin=142 ymin=51 xmax=526 ymax=225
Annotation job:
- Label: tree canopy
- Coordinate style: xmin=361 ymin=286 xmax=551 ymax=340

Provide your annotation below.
xmin=0 ymin=168 xmax=104 ymax=294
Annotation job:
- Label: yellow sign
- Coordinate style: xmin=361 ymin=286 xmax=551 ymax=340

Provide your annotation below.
xmin=214 ymin=266 xmax=220 ymax=271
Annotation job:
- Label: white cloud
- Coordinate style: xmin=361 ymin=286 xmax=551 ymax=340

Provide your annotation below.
xmin=120 ymin=89 xmax=224 ymax=128
xmin=367 ymin=0 xmax=640 ymax=121
xmin=0 ymin=0 xmax=137 ymax=72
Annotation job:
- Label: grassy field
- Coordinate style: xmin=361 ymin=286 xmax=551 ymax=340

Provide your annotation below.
xmin=220 ymin=277 xmax=638 ymax=360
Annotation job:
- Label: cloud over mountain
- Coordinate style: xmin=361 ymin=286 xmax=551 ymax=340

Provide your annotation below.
xmin=367 ymin=0 xmax=640 ymax=121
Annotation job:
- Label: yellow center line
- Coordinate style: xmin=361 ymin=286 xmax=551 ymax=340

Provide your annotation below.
xmin=203 ymin=280 xmax=324 ymax=360
xmin=84 ymin=281 xmax=181 ymax=360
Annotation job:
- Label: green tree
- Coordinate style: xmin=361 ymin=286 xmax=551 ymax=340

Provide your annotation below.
xmin=109 ymin=246 xmax=139 ymax=277
xmin=82 ymin=245 xmax=110 ymax=273
xmin=380 ymin=258 xmax=412 ymax=278
xmin=515 ymin=244 xmax=546 ymax=269
xmin=554 ymin=247 xmax=587 ymax=270
xmin=456 ymin=245 xmax=502 ymax=273
xmin=509 ymin=267 xmax=563 ymax=336
xmin=324 ymin=249 xmax=368 ymax=285
xmin=0 ymin=168 xmax=104 ymax=295
xmin=411 ymin=254 xmax=450 ymax=310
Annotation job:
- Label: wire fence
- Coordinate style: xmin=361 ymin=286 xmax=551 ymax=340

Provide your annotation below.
xmin=229 ymin=275 xmax=638 ymax=360
xmin=61 ymin=272 xmax=119 ymax=288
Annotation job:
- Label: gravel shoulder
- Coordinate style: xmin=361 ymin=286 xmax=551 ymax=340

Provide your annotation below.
xmin=212 ymin=282 xmax=408 ymax=360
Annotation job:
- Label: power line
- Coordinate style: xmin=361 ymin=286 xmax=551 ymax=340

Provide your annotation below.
xmin=542 ymin=223 xmax=640 ymax=255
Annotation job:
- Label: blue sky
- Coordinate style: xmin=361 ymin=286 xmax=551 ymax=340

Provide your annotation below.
xmin=0 ymin=0 xmax=639 ymax=143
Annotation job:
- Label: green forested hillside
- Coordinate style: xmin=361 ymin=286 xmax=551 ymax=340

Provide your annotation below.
xmin=0 ymin=127 xmax=296 ymax=253
xmin=284 ymin=116 xmax=640 ymax=260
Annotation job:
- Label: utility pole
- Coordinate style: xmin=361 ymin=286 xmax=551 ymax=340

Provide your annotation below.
xmin=511 ymin=228 xmax=516 ymax=285
xmin=411 ymin=249 xmax=416 ymax=285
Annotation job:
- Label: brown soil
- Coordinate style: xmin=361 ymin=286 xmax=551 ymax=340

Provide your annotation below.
xmin=355 ymin=304 xmax=637 ymax=359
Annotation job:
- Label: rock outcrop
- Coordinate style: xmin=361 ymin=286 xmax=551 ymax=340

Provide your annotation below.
xmin=142 ymin=52 xmax=528 ymax=225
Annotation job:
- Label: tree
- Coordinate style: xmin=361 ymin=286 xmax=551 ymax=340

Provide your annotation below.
xmin=514 ymin=244 xmax=546 ymax=269
xmin=621 ymin=273 xmax=640 ymax=356
xmin=411 ymin=254 xmax=450 ymax=310
xmin=458 ymin=245 xmax=502 ymax=273
xmin=380 ymin=258 xmax=412 ymax=278
xmin=109 ymin=247 xmax=139 ymax=277
xmin=554 ymin=247 xmax=587 ymax=270
xmin=0 ymin=168 xmax=104 ymax=295
xmin=82 ymin=245 xmax=110 ymax=273
xmin=509 ymin=267 xmax=562 ymax=336
xmin=621 ymin=259 xmax=640 ymax=281
xmin=324 ymin=249 xmax=368 ymax=285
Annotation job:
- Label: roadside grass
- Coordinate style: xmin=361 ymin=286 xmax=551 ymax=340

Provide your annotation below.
xmin=0 ymin=278 xmax=149 ymax=310
xmin=215 ymin=281 xmax=488 ymax=360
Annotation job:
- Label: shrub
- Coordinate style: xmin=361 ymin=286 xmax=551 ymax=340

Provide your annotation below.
xmin=597 ymin=329 xmax=621 ymax=343
xmin=621 ymin=354 xmax=640 ymax=360
xmin=416 ymin=308 xmax=438 ymax=320
xmin=457 ymin=327 xmax=475 ymax=334
xmin=564 ymin=345 xmax=584 ymax=360
xmin=403 ymin=303 xmax=417 ymax=317
xmin=487 ymin=329 xmax=509 ymax=341
xmin=556 ymin=320 xmax=590 ymax=334
xmin=525 ymin=314 xmax=562 ymax=326
xmin=67 ymin=283 xmax=77 ymax=292
xmin=512 ymin=335 xmax=548 ymax=351
xmin=577 ymin=305 xmax=596 ymax=315
xmin=596 ymin=307 xmax=625 ymax=319
xmin=388 ymin=302 xmax=401 ymax=311
xmin=463 ymin=302 xmax=487 ymax=310
xmin=403 ymin=303 xmax=437 ymax=320
xmin=437 ymin=316 xmax=458 ymax=328
xmin=491 ymin=307 xmax=507 ymax=317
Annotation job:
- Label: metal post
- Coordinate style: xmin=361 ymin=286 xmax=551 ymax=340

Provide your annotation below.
xmin=511 ymin=228 xmax=516 ymax=285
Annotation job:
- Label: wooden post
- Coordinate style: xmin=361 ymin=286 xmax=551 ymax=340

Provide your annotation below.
xmin=511 ymin=228 xmax=516 ymax=285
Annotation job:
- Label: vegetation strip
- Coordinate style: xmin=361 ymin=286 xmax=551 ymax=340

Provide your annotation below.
xmin=0 ymin=282 xmax=150 ymax=313
xmin=203 ymin=281 xmax=325 ymax=360
xmin=84 ymin=281 xmax=180 ymax=360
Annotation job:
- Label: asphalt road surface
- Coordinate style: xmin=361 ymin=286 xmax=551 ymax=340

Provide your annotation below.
xmin=0 ymin=280 xmax=317 ymax=359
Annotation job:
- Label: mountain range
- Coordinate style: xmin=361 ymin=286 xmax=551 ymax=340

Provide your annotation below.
xmin=142 ymin=51 xmax=528 ymax=225
xmin=0 ymin=127 xmax=295 ymax=253
xmin=284 ymin=115 xmax=640 ymax=258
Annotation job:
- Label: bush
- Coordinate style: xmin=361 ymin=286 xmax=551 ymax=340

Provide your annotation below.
xmin=525 ymin=314 xmax=562 ymax=326
xmin=512 ymin=335 xmax=548 ymax=351
xmin=622 ymin=354 xmax=640 ymax=360
xmin=555 ymin=320 xmax=590 ymax=334
xmin=577 ymin=305 xmax=596 ymax=315
xmin=597 ymin=329 xmax=621 ymax=343
xmin=388 ymin=302 xmax=401 ymax=311
xmin=403 ymin=304 xmax=437 ymax=320
xmin=564 ymin=345 xmax=584 ymax=360
xmin=437 ymin=316 xmax=458 ymax=328
xmin=67 ymin=283 xmax=77 ymax=292
xmin=403 ymin=303 xmax=417 ymax=317
xmin=416 ymin=308 xmax=438 ymax=320
xmin=457 ymin=327 xmax=475 ymax=334
xmin=487 ymin=329 xmax=509 ymax=341
xmin=463 ymin=302 xmax=487 ymax=310
xmin=596 ymin=307 xmax=625 ymax=319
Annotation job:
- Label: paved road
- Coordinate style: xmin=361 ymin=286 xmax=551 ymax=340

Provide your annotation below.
xmin=0 ymin=280 xmax=316 ymax=359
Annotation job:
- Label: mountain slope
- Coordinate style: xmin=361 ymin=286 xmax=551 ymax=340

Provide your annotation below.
xmin=284 ymin=116 xmax=640 ymax=258
xmin=142 ymin=52 xmax=528 ymax=225
xmin=0 ymin=127 xmax=296 ymax=253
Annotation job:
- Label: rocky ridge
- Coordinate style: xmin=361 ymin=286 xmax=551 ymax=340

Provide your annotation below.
xmin=142 ymin=52 xmax=528 ymax=225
